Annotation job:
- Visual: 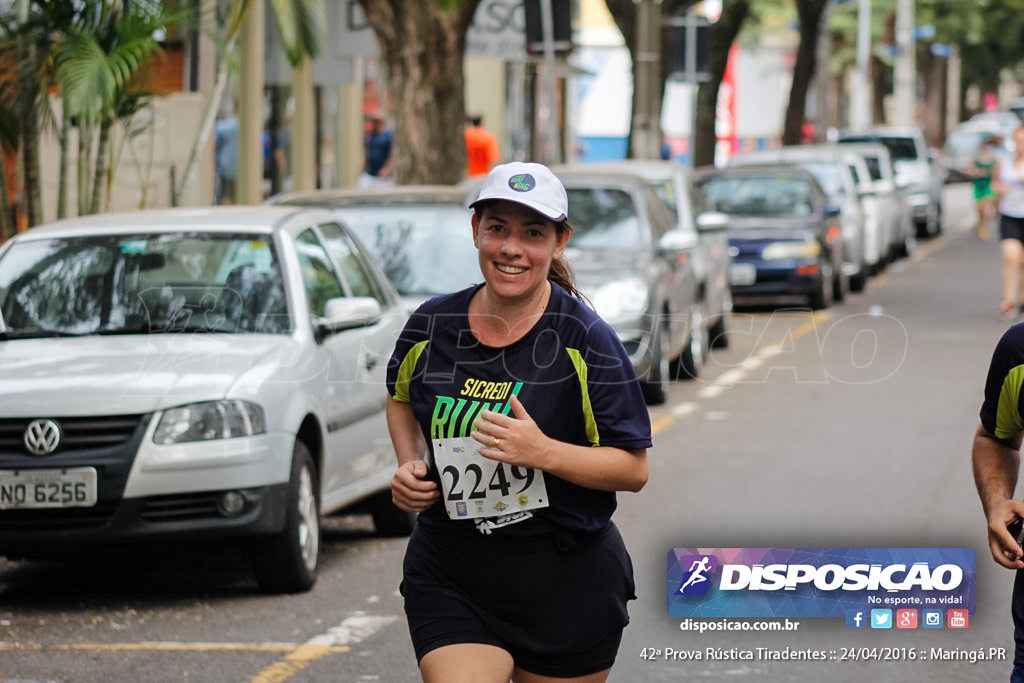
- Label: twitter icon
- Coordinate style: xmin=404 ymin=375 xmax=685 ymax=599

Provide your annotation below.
xmin=870 ymin=609 xmax=893 ymax=629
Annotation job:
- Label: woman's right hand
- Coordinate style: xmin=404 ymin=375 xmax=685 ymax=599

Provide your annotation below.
xmin=391 ymin=460 xmax=440 ymax=512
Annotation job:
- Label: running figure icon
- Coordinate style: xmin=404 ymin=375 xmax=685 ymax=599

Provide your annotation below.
xmin=679 ymin=556 xmax=712 ymax=593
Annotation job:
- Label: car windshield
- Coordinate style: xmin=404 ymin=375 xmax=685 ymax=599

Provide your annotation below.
xmin=795 ymin=161 xmax=846 ymax=197
xmin=700 ymin=176 xmax=816 ymax=218
xmin=564 ymin=187 xmax=644 ymax=249
xmin=339 ymin=205 xmax=481 ymax=298
xmin=0 ymin=232 xmax=289 ymax=338
xmin=842 ymin=135 xmax=919 ymax=161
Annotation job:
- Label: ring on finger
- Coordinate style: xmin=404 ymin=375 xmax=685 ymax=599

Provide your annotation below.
xmin=493 ymin=438 xmax=501 ymax=448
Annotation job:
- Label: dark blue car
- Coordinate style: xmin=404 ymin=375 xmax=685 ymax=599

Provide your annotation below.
xmin=695 ymin=164 xmax=845 ymax=310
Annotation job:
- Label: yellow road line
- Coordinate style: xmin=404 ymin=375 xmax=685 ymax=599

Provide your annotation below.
xmin=0 ymin=641 xmax=348 ymax=653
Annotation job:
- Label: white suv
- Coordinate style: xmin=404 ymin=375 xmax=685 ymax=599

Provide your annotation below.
xmin=0 ymin=206 xmax=410 ymax=593
xmin=836 ymin=127 xmax=945 ymax=238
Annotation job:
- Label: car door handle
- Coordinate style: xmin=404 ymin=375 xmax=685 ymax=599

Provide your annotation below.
xmin=364 ymin=355 xmax=377 ymax=372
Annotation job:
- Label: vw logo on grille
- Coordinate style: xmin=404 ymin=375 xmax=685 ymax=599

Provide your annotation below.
xmin=23 ymin=419 xmax=62 ymax=456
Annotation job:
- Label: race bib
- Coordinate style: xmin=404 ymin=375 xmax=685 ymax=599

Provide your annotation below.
xmin=432 ymin=436 xmax=549 ymax=520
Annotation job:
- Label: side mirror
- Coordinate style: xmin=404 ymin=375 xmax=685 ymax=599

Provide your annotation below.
xmin=316 ymin=296 xmax=382 ymax=341
xmin=695 ymin=211 xmax=729 ymax=231
xmin=658 ymin=229 xmax=700 ymax=252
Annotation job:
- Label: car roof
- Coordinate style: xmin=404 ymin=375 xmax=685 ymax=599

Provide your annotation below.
xmin=697 ymin=162 xmax=819 ymax=179
xmin=268 ymin=184 xmax=473 ymax=208
xmin=9 ymin=205 xmax=333 ymax=240
xmin=548 ymin=163 xmax=653 ymax=187
xmin=562 ymin=159 xmax=692 ymax=178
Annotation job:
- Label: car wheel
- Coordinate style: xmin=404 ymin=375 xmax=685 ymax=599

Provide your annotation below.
xmin=677 ymin=301 xmax=707 ymax=380
xmin=810 ymin=260 xmax=834 ymax=310
xmin=832 ymin=262 xmax=849 ymax=303
xmin=641 ymin=324 xmax=671 ymax=405
xmin=368 ymin=489 xmax=416 ymax=537
xmin=708 ymin=307 xmax=730 ymax=349
xmin=252 ymin=441 xmax=320 ymax=594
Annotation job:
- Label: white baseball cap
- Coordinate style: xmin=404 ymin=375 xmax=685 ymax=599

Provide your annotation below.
xmin=469 ymin=162 xmax=568 ymax=222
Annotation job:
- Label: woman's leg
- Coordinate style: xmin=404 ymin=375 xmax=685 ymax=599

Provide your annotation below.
xmin=1002 ymin=236 xmax=1023 ymax=312
xmin=513 ymin=667 xmax=612 ymax=683
xmin=420 ymin=643 xmax=515 ymax=683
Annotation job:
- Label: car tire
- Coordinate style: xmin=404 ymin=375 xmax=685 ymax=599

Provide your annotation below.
xmin=677 ymin=301 xmax=707 ymax=380
xmin=368 ymin=489 xmax=416 ymax=537
xmin=708 ymin=308 xmax=730 ymax=349
xmin=810 ymin=260 xmax=834 ymax=310
xmin=641 ymin=324 xmax=671 ymax=406
xmin=252 ymin=441 xmax=320 ymax=594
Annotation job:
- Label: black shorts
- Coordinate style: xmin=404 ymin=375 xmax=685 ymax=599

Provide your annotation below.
xmin=400 ymin=519 xmax=636 ymax=678
xmin=1001 ymin=214 xmax=1024 ymax=243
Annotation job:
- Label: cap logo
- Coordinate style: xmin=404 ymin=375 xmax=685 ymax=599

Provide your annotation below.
xmin=508 ymin=173 xmax=536 ymax=193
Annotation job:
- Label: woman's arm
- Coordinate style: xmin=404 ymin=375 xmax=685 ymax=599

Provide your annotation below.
xmin=386 ymin=396 xmax=439 ymax=511
xmin=471 ymin=395 xmax=648 ymax=493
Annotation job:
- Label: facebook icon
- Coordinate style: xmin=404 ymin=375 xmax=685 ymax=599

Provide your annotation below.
xmin=845 ymin=609 xmax=867 ymax=629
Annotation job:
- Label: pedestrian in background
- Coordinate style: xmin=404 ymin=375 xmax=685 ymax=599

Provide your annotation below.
xmin=385 ymin=162 xmax=650 ymax=682
xmin=971 ymin=135 xmax=999 ymax=241
xmin=993 ymin=126 xmax=1024 ymax=320
xmin=972 ymin=321 xmax=1024 ymax=682
xmin=358 ymin=112 xmax=394 ymax=188
xmin=464 ymin=113 xmax=500 ymax=178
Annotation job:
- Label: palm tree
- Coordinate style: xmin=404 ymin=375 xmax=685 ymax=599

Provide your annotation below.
xmin=172 ymin=0 xmax=324 ymax=205
xmin=54 ymin=2 xmax=171 ymax=214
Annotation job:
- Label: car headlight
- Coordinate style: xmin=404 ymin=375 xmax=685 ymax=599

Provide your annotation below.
xmin=153 ymin=400 xmax=266 ymax=444
xmin=762 ymin=241 xmax=821 ymax=260
xmin=589 ymin=277 xmax=650 ymax=321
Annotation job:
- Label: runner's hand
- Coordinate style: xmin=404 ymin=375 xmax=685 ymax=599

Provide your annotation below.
xmin=391 ymin=460 xmax=439 ymax=512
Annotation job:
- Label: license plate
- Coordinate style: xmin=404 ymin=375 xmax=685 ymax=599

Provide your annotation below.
xmin=730 ymin=263 xmax=757 ymax=286
xmin=0 ymin=467 xmax=98 ymax=509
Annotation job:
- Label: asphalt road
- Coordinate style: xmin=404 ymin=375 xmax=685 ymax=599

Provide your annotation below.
xmin=2 ymin=182 xmax=1017 ymax=682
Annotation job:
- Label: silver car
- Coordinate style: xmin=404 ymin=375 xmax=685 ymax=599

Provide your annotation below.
xmin=567 ymin=159 xmax=732 ymax=349
xmin=0 ymin=206 xmax=411 ymax=593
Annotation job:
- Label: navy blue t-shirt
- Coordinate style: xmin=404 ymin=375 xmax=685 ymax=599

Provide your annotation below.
xmin=387 ymin=283 xmax=652 ymax=537
xmin=980 ymin=323 xmax=1024 ymax=440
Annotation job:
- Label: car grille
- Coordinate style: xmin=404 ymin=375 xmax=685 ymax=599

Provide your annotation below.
xmin=0 ymin=415 xmax=144 ymax=456
xmin=140 ymin=492 xmax=223 ymax=523
xmin=0 ymin=501 xmax=119 ymax=532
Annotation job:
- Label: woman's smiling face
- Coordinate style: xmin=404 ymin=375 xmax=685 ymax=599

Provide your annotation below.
xmin=472 ymin=200 xmax=569 ymax=304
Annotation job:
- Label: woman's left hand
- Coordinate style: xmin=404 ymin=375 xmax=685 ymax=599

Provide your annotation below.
xmin=471 ymin=395 xmax=552 ymax=470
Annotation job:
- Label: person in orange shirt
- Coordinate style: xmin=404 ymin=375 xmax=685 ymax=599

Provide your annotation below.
xmin=465 ymin=113 xmax=500 ymax=177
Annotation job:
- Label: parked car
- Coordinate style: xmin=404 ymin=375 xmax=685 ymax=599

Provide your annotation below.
xmin=570 ymin=159 xmax=732 ymax=348
xmin=835 ymin=126 xmax=945 ymax=238
xmin=548 ymin=164 xmax=708 ymax=402
xmin=832 ymin=141 xmax=916 ymax=262
xmin=726 ymin=144 xmax=870 ymax=291
xmin=695 ymin=164 xmax=845 ymax=310
xmin=0 ymin=206 xmax=412 ymax=593
xmin=268 ymin=185 xmax=477 ymax=311
xmin=279 ymin=174 xmax=707 ymax=405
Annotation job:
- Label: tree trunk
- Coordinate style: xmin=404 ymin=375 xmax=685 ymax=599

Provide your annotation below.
xmin=921 ymin=49 xmax=946 ymax=148
xmin=604 ymin=0 xmax=693 ymax=159
xmin=358 ymin=1 xmax=481 ymax=184
xmin=782 ymin=0 xmax=828 ymax=146
xmin=693 ymin=0 xmax=749 ymax=167
xmin=89 ymin=118 xmax=113 ymax=215
xmin=58 ymin=110 xmax=70 ymax=219
xmin=16 ymin=0 xmax=42 ymax=228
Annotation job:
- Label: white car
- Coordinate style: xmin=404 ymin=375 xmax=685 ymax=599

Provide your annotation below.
xmin=0 ymin=206 xmax=411 ymax=593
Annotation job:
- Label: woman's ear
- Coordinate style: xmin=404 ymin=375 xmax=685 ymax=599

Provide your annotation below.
xmin=471 ymin=213 xmax=481 ymax=247
xmin=553 ymin=225 xmax=570 ymax=258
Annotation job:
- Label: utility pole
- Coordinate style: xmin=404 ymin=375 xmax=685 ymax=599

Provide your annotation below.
xmin=849 ymin=0 xmax=872 ymax=131
xmin=894 ymin=0 xmax=915 ymax=126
